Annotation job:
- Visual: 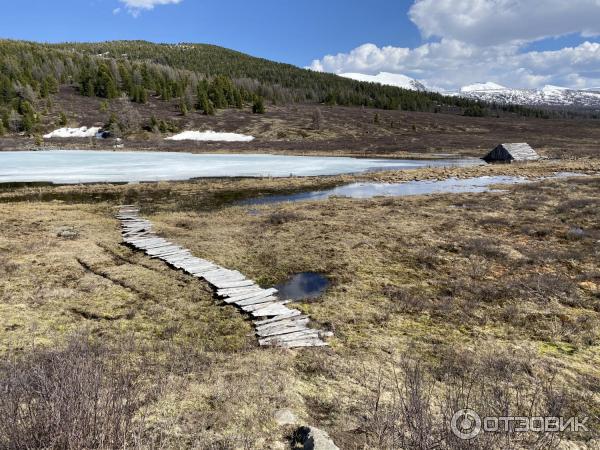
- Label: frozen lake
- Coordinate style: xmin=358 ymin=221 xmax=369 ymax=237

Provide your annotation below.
xmin=0 ymin=150 xmax=482 ymax=184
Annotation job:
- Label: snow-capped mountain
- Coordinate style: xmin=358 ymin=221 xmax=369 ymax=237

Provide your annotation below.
xmin=339 ymin=72 xmax=427 ymax=91
xmin=454 ymin=82 xmax=600 ymax=108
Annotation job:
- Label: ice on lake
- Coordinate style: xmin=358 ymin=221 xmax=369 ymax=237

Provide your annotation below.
xmin=0 ymin=150 xmax=482 ymax=184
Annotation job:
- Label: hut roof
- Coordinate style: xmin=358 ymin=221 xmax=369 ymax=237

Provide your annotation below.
xmin=484 ymin=143 xmax=540 ymax=162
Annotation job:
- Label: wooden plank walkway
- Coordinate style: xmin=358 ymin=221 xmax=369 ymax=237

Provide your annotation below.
xmin=117 ymin=206 xmax=331 ymax=348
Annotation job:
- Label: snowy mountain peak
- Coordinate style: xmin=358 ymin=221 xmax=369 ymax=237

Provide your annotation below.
xmin=453 ymin=82 xmax=600 ymax=109
xmin=339 ymin=72 xmax=427 ymax=91
xmin=460 ymin=82 xmax=507 ymax=92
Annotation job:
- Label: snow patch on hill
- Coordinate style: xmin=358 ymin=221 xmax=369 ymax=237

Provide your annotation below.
xmin=165 ymin=131 xmax=255 ymax=142
xmin=339 ymin=72 xmax=427 ymax=91
xmin=43 ymin=127 xmax=102 ymax=139
xmin=460 ymin=82 xmax=506 ymax=92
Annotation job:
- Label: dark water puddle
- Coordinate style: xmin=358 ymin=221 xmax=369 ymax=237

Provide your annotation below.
xmin=239 ymin=173 xmax=587 ymax=206
xmin=275 ymin=272 xmax=330 ymax=301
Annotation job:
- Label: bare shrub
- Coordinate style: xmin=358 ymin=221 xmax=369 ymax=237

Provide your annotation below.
xmin=357 ymin=350 xmax=589 ymax=450
xmin=555 ymin=198 xmax=596 ymax=214
xmin=311 ymin=108 xmax=323 ymax=130
xmin=462 ymin=238 xmax=505 ymax=259
xmin=0 ymin=254 xmax=19 ymax=275
xmin=267 ymin=210 xmax=299 ymax=225
xmin=0 ymin=334 xmax=158 ymax=449
xmin=382 ymin=285 xmax=431 ymax=314
xmin=517 ymin=273 xmax=580 ymax=306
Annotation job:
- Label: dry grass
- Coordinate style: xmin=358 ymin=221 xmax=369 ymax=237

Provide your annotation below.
xmin=0 ymin=162 xmax=599 ymax=448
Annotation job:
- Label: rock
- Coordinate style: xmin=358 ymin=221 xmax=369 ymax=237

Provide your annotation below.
xmin=579 ymin=281 xmax=598 ymax=293
xmin=274 ymin=408 xmax=298 ymax=426
xmin=292 ymin=426 xmax=339 ymax=450
xmin=57 ymin=227 xmax=79 ymax=239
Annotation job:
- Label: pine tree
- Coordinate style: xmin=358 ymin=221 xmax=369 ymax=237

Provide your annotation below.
xmin=22 ymin=113 xmax=33 ymax=133
xmin=233 ymin=89 xmax=243 ymax=109
xmin=179 ymin=101 xmax=188 ymax=116
xmin=252 ymin=96 xmax=265 ymax=114
xmin=95 ymin=64 xmax=118 ymax=99
xmin=0 ymin=120 xmax=5 ymax=136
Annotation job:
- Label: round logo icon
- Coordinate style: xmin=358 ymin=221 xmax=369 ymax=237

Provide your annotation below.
xmin=451 ymin=409 xmax=482 ymax=440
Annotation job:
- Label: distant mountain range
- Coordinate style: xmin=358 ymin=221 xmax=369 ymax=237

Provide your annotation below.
xmin=339 ymin=73 xmax=600 ymax=109
xmin=453 ymin=82 xmax=600 ymax=109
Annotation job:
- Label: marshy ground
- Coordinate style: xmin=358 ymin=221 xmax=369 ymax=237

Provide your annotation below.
xmin=0 ymin=160 xmax=599 ymax=448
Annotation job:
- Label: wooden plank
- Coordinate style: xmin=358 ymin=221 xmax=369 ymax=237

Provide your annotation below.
xmin=258 ymin=330 xmax=321 ymax=345
xmin=204 ymin=271 xmax=246 ymax=282
xmin=249 ymin=304 xmax=294 ymax=317
xmin=224 ymin=288 xmax=278 ymax=304
xmin=253 ymin=310 xmax=302 ymax=325
xmin=213 ymin=280 xmax=255 ymax=289
xmin=146 ymin=246 xmax=182 ymax=255
xmin=204 ymin=269 xmax=244 ymax=280
xmin=242 ymin=300 xmax=289 ymax=313
xmin=236 ymin=295 xmax=280 ymax=307
xmin=187 ymin=265 xmax=221 ymax=275
xmin=257 ymin=322 xmax=311 ymax=338
xmin=217 ymin=286 xmax=262 ymax=297
xmin=283 ymin=339 xmax=328 ymax=348
xmin=255 ymin=317 xmax=310 ymax=332
xmin=149 ymin=247 xmax=185 ymax=256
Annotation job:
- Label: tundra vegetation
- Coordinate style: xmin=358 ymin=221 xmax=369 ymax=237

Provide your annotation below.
xmin=0 ymin=161 xmax=598 ymax=448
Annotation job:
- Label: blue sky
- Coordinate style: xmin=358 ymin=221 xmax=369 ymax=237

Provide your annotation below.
xmin=2 ymin=0 xmax=600 ymax=89
xmin=1 ymin=0 xmax=420 ymax=66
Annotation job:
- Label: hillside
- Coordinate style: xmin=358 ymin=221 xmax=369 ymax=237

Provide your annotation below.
xmin=0 ymin=39 xmax=486 ymax=136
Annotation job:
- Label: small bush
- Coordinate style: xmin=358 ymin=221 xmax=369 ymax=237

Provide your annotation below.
xmin=267 ymin=211 xmax=299 ymax=225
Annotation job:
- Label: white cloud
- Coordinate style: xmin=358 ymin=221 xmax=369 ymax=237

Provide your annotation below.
xmin=309 ymin=41 xmax=600 ymax=90
xmin=309 ymin=0 xmax=600 ymax=90
xmin=409 ymin=0 xmax=600 ymax=46
xmin=119 ymin=0 xmax=182 ymax=16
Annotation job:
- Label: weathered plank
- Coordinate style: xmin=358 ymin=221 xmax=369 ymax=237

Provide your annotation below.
xmin=224 ymin=288 xmax=278 ymax=304
xmin=217 ymin=286 xmax=263 ymax=297
xmin=254 ymin=310 xmax=303 ymax=326
xmin=255 ymin=317 xmax=310 ymax=332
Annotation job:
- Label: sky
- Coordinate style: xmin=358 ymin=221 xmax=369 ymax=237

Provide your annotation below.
xmin=2 ymin=0 xmax=600 ymax=90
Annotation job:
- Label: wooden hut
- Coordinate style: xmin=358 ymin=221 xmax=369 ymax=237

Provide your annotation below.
xmin=483 ymin=143 xmax=540 ymax=163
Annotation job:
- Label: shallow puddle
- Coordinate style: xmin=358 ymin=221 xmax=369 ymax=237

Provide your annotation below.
xmin=275 ymin=272 xmax=330 ymax=301
xmin=240 ymin=173 xmax=586 ymax=206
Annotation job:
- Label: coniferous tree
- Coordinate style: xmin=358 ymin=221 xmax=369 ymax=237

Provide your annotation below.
xmin=252 ymin=96 xmax=265 ymax=114
xmin=95 ymin=64 xmax=118 ymax=99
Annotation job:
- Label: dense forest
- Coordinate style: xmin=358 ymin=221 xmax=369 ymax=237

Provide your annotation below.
xmin=0 ymin=39 xmax=592 ymax=136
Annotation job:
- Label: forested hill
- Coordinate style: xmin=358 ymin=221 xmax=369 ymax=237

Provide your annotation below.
xmin=0 ymin=39 xmax=482 ymax=111
xmin=0 ymin=39 xmax=563 ymax=136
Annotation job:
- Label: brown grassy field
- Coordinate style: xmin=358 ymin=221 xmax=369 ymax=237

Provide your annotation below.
xmin=2 ymin=86 xmax=600 ymax=159
xmin=0 ymin=160 xmax=599 ymax=448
